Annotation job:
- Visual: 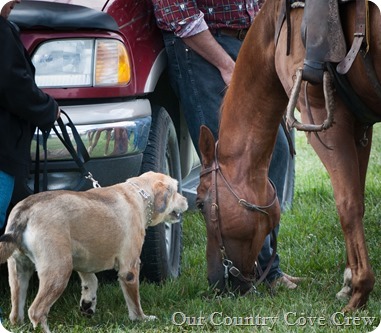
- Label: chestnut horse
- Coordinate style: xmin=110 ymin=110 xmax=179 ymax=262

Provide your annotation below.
xmin=197 ymin=0 xmax=380 ymax=311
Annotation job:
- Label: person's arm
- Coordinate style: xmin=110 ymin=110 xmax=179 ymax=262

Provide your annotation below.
xmin=151 ymin=0 xmax=235 ymax=85
xmin=182 ymin=30 xmax=235 ymax=86
xmin=1 ymin=20 xmax=59 ymax=129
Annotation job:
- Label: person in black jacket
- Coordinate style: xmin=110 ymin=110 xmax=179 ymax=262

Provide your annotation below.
xmin=0 ymin=0 xmax=60 ymax=232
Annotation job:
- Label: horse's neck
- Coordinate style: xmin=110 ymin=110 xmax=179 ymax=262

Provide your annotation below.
xmin=216 ymin=0 xmax=288 ymax=179
xmin=217 ymin=97 xmax=281 ymax=183
xmin=218 ymin=75 xmax=285 ymax=167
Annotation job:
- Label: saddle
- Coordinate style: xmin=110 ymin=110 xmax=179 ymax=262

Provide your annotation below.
xmin=301 ymin=0 xmax=369 ymax=84
xmin=301 ymin=0 xmax=347 ymax=83
xmin=277 ymin=0 xmax=381 ymax=128
xmin=300 ymin=0 xmax=381 ymax=125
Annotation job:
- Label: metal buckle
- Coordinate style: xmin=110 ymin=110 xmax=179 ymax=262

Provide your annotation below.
xmin=211 ymin=202 xmax=219 ymax=220
xmin=222 ymin=259 xmax=232 ymax=279
xmin=85 ymin=172 xmax=101 ymax=188
xmin=229 ymin=266 xmax=241 ymax=278
xmin=237 ymin=29 xmax=247 ymax=41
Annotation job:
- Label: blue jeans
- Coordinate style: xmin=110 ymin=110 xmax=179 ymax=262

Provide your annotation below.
xmin=258 ymin=129 xmax=292 ymax=282
xmin=0 ymin=170 xmax=15 ymax=230
xmin=163 ymin=32 xmax=242 ymax=154
xmin=163 ymin=32 xmax=292 ymax=283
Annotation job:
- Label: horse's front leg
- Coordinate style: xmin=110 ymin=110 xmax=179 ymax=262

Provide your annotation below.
xmin=300 ymin=98 xmax=375 ymax=310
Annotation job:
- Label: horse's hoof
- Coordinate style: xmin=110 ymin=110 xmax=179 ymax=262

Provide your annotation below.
xmin=145 ymin=315 xmax=157 ymax=321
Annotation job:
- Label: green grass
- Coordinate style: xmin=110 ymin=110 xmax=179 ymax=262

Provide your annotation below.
xmin=1 ymin=126 xmax=380 ymax=332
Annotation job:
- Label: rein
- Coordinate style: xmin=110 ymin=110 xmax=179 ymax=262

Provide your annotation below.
xmin=200 ymin=142 xmax=278 ymax=294
xmin=35 ymin=110 xmax=101 ymax=193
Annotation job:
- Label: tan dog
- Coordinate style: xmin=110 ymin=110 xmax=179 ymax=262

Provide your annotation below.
xmin=0 ymin=171 xmax=188 ymax=333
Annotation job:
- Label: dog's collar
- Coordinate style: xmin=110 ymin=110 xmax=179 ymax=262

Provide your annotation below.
xmin=127 ymin=181 xmax=153 ymax=226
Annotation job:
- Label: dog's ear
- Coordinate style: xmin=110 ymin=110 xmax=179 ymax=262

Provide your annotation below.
xmin=153 ymin=180 xmax=174 ymax=213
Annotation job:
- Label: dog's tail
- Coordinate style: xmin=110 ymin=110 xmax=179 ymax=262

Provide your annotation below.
xmin=0 ymin=233 xmax=18 ymax=264
xmin=0 ymin=199 xmax=31 ymax=263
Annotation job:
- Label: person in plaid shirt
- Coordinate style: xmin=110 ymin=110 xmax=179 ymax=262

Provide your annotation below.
xmin=151 ymin=0 xmax=301 ymax=289
xmin=153 ymin=1 xmax=261 ymax=86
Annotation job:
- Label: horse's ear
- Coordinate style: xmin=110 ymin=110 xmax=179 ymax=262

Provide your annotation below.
xmin=199 ymin=125 xmax=215 ymax=167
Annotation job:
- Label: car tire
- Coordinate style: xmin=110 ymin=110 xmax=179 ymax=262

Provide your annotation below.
xmin=139 ymin=105 xmax=183 ymax=282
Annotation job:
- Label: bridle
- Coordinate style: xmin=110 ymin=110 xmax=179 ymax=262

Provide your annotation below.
xmin=199 ymin=142 xmax=279 ymax=294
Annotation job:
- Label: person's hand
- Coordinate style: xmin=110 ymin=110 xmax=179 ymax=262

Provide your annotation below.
xmin=56 ymin=107 xmax=61 ymax=119
xmin=1 ymin=0 xmax=20 ymax=19
xmin=219 ymin=59 xmax=235 ymax=87
xmin=183 ymin=30 xmax=235 ymax=87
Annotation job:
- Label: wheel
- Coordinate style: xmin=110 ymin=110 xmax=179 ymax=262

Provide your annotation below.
xmin=139 ymin=106 xmax=183 ymax=282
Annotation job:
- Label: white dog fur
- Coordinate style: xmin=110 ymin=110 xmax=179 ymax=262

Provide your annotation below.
xmin=0 ymin=171 xmax=188 ymax=333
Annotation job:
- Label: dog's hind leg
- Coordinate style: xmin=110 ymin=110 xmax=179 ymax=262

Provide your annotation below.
xmin=28 ymin=262 xmax=72 ymax=333
xmin=118 ymin=258 xmax=156 ymax=321
xmin=77 ymin=272 xmax=98 ymax=316
xmin=8 ymin=252 xmax=35 ymax=325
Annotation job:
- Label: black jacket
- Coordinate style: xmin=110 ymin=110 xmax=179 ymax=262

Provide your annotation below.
xmin=0 ymin=17 xmax=58 ymax=177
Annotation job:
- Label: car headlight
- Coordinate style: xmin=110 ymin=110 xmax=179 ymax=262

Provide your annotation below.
xmin=32 ymin=39 xmax=131 ymax=88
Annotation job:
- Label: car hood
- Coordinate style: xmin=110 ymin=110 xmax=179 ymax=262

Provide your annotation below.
xmin=27 ymin=0 xmax=108 ymax=11
xmin=9 ymin=0 xmax=118 ymax=31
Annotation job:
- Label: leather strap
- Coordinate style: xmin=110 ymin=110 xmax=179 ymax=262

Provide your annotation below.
xmin=201 ymin=142 xmax=279 ymax=292
xmin=34 ymin=110 xmax=96 ymax=193
xmin=255 ymin=229 xmax=278 ymax=287
xmin=212 ymin=28 xmax=248 ymax=41
xmin=34 ymin=128 xmax=50 ymax=193
xmin=337 ymin=0 xmax=368 ymax=74
xmin=274 ymin=0 xmax=292 ymax=55
xmin=281 ymin=117 xmax=296 ymax=157
xmin=53 ymin=110 xmax=90 ymax=172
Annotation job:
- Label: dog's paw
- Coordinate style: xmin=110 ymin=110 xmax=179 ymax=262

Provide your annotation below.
xmin=144 ymin=315 xmax=157 ymax=321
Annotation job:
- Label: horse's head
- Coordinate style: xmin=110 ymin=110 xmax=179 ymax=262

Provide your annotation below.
xmin=197 ymin=126 xmax=280 ymax=295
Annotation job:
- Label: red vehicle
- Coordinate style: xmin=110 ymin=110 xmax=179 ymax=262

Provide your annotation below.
xmin=9 ymin=0 xmax=200 ymax=282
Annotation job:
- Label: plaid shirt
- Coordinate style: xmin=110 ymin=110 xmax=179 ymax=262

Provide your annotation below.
xmin=152 ymin=0 xmax=262 ymax=37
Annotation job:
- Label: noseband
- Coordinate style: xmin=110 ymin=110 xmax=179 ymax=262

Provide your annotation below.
xmin=200 ymin=142 xmax=278 ymax=294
